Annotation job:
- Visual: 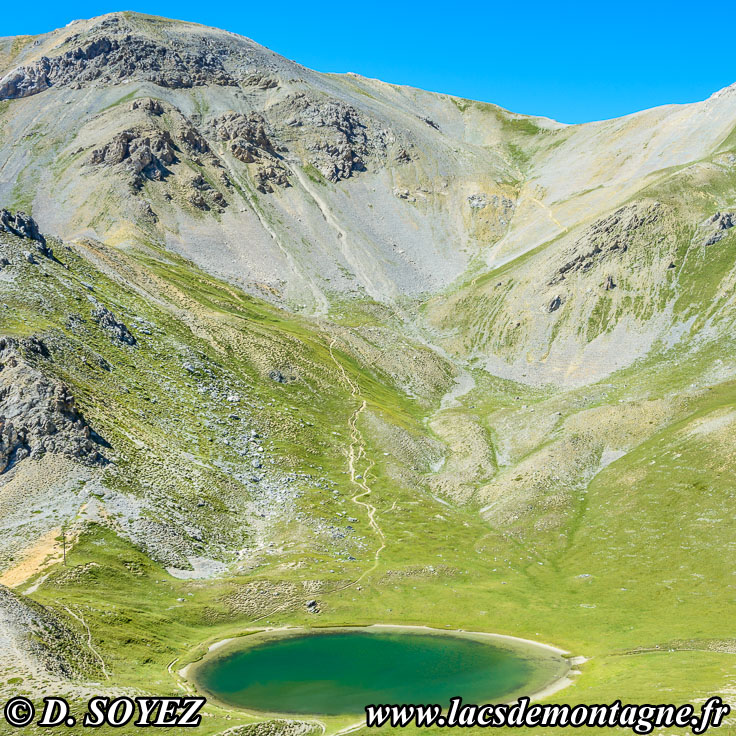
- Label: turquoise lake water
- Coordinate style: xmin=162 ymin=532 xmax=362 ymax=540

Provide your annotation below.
xmin=194 ymin=629 xmax=563 ymax=716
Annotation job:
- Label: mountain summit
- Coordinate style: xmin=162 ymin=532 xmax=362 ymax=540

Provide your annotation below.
xmin=1 ymin=13 xmax=736 ymax=388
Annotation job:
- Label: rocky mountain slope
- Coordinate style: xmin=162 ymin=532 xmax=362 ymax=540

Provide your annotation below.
xmin=3 ymin=12 xmax=736 ymax=387
xmin=0 ymin=12 xmax=735 ymax=736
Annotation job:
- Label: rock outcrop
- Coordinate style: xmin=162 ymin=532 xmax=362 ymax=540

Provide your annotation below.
xmin=0 ymin=62 xmax=52 ymax=100
xmin=211 ymin=112 xmax=289 ymax=192
xmin=241 ymin=72 xmax=279 ymax=90
xmin=89 ymin=100 xmax=219 ymax=199
xmin=212 ymin=112 xmax=276 ymax=162
xmin=0 ymin=337 xmax=107 ymax=473
xmin=702 ymin=212 xmax=735 ymax=246
xmin=547 ymin=295 xmax=563 ymax=312
xmin=130 ymin=97 xmax=164 ymax=115
xmin=297 ymin=99 xmax=369 ymax=181
xmin=90 ymin=128 xmax=176 ymax=183
xmin=0 ymin=210 xmax=49 ymax=254
xmin=0 ymin=29 xmax=236 ymax=101
xmin=550 ymin=203 xmax=662 ymax=285
xmin=91 ymin=304 xmax=136 ymax=345
xmin=276 ymin=94 xmax=397 ymax=182
xmin=253 ymin=165 xmax=290 ymax=194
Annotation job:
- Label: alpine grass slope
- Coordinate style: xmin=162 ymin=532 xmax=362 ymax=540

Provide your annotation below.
xmin=0 ymin=11 xmax=735 ymax=735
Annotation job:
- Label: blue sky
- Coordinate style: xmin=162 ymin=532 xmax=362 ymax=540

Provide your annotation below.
xmin=3 ymin=1 xmax=734 ymax=124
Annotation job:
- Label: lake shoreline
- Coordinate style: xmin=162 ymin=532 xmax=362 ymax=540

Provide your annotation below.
xmin=183 ymin=623 xmax=580 ymax=719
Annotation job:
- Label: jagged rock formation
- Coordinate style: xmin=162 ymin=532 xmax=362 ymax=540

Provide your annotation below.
xmin=0 ymin=26 xmax=236 ymax=100
xmin=90 ymin=128 xmax=177 ymax=182
xmin=188 ymin=184 xmax=226 ymax=212
xmin=89 ymin=99 xmax=217 ymax=195
xmin=275 ymin=94 xmax=399 ymax=182
xmin=242 ymin=72 xmax=279 ymax=90
xmin=91 ymin=304 xmax=136 ymax=345
xmin=253 ymin=165 xmax=290 ymax=194
xmin=211 ymin=112 xmax=289 ymax=193
xmin=0 ymin=337 xmax=107 ymax=473
xmin=0 ymin=210 xmax=49 ymax=255
xmin=131 ymin=96 xmax=164 ymax=115
xmin=212 ymin=112 xmax=277 ymax=162
xmin=550 ymin=203 xmax=662 ymax=286
xmin=0 ymin=61 xmax=51 ymax=100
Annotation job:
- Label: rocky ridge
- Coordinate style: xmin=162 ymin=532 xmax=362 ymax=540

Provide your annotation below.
xmin=0 ymin=19 xmax=240 ymax=99
xmin=0 ymin=337 xmax=107 ymax=473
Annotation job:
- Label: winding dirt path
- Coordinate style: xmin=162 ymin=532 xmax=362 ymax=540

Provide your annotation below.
xmin=175 ymin=339 xmax=387 ymax=735
xmin=63 ymin=604 xmax=109 ymax=680
xmin=328 ymin=338 xmax=386 ymax=581
xmin=246 ymin=338 xmax=387 ymax=625
xmin=526 ymin=194 xmax=568 ymax=233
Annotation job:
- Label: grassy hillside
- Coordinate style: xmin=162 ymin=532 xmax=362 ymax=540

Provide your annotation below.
xmin=1 ymin=12 xmax=736 ymax=736
xmin=0 ymin=217 xmax=733 ymax=735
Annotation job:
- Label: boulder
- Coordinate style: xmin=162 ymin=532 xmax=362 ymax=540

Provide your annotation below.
xmin=91 ymin=304 xmax=136 ymax=345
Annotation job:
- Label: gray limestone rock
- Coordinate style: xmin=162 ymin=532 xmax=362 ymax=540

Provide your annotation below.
xmin=0 ymin=337 xmax=107 ymax=473
xmin=703 ymin=212 xmax=735 ymax=246
xmin=0 ymin=210 xmax=48 ymax=255
xmin=91 ymin=304 xmax=136 ymax=345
